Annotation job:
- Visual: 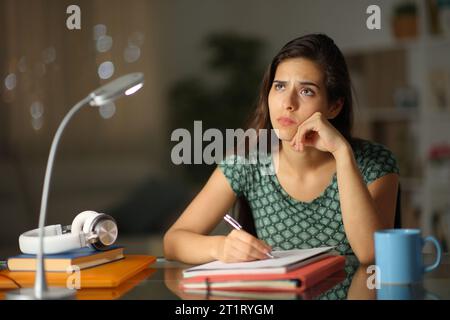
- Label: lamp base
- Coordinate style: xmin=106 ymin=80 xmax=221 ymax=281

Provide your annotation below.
xmin=6 ymin=287 xmax=76 ymax=300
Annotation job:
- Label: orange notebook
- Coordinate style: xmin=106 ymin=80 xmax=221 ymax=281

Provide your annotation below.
xmin=180 ymin=255 xmax=345 ymax=293
xmin=75 ymin=268 xmax=156 ymax=300
xmin=0 ymin=255 xmax=155 ymax=289
xmin=0 ymin=274 xmax=20 ymax=290
xmin=0 ymin=267 xmax=156 ymax=300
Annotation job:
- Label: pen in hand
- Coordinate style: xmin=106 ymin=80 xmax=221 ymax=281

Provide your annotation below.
xmin=223 ymin=214 xmax=275 ymax=259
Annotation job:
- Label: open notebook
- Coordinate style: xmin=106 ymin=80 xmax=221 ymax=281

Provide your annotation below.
xmin=183 ymin=246 xmax=335 ymax=278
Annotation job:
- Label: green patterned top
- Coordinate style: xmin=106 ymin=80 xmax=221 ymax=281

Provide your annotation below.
xmin=218 ymin=139 xmax=399 ymax=255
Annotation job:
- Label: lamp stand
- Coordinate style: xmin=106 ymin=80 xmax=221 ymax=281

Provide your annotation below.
xmin=6 ymin=96 xmax=91 ymax=300
xmin=6 ymin=288 xmax=76 ymax=300
xmin=6 ymin=73 xmax=144 ymax=300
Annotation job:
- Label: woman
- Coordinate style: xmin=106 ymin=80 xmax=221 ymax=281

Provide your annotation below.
xmin=163 ymin=34 xmax=399 ymax=265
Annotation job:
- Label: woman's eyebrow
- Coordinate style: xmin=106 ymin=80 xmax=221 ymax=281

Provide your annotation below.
xmin=298 ymin=81 xmax=320 ymax=89
xmin=273 ymin=80 xmax=320 ymax=89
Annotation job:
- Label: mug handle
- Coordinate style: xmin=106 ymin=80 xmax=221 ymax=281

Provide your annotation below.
xmin=423 ymin=236 xmax=442 ymax=273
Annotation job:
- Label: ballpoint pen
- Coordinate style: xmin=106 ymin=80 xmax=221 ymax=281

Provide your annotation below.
xmin=223 ymin=214 xmax=275 ymax=259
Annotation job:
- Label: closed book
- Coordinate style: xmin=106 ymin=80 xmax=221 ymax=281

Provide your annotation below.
xmin=0 ymin=255 xmax=156 ymax=288
xmin=183 ymin=288 xmax=299 ymax=300
xmin=7 ymin=246 xmax=124 ymax=272
xmin=182 ymin=269 xmax=347 ymax=300
xmin=180 ymin=255 xmax=346 ymax=293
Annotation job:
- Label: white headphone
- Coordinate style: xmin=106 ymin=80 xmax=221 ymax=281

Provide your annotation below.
xmin=19 ymin=210 xmax=119 ymax=255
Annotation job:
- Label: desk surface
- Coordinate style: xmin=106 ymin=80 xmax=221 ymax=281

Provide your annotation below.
xmin=1 ymin=254 xmax=449 ymax=300
xmin=118 ymin=254 xmax=450 ymax=300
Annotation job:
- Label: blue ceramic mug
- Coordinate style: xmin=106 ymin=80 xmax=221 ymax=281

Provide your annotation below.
xmin=374 ymin=229 xmax=442 ymax=284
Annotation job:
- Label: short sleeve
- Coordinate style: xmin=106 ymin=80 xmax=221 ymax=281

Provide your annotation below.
xmin=217 ymin=155 xmax=249 ymax=197
xmin=358 ymin=141 xmax=400 ymax=185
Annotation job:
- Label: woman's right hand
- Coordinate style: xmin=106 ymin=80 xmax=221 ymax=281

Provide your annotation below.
xmin=215 ymin=229 xmax=273 ymax=263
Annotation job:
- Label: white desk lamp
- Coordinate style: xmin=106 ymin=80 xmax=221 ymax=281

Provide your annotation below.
xmin=6 ymin=73 xmax=144 ymax=300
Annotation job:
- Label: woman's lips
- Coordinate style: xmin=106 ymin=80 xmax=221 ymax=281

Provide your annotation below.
xmin=277 ymin=116 xmax=297 ymax=127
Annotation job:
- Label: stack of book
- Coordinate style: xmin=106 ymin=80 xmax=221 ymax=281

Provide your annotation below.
xmin=1 ymin=246 xmax=156 ymax=294
xmin=180 ymin=247 xmax=346 ymax=299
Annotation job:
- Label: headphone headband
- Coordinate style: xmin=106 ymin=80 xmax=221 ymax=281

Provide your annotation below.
xmin=19 ymin=225 xmax=86 ymax=255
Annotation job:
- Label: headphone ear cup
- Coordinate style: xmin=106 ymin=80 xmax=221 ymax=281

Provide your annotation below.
xmin=83 ymin=213 xmax=118 ymax=251
xmin=82 ymin=212 xmax=102 ymax=235
xmin=71 ymin=210 xmax=99 ymax=235
xmin=81 ymin=212 xmax=102 ymax=250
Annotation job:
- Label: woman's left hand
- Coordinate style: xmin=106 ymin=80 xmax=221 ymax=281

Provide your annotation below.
xmin=290 ymin=112 xmax=348 ymax=155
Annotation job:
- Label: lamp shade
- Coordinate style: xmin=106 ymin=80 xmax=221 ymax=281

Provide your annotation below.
xmin=89 ymin=72 xmax=144 ymax=106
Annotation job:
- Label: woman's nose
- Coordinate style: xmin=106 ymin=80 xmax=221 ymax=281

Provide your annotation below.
xmin=282 ymin=90 xmax=298 ymax=111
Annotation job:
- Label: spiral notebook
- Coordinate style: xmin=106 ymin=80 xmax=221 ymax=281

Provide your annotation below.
xmin=183 ymin=246 xmax=335 ymax=278
xmin=180 ymin=254 xmax=345 ymax=293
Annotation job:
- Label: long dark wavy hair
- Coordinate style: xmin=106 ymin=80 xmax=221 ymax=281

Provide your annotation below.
xmin=235 ymin=33 xmax=355 ymax=235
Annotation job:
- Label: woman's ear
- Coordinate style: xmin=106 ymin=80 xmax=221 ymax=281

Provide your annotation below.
xmin=327 ymin=98 xmax=344 ymax=119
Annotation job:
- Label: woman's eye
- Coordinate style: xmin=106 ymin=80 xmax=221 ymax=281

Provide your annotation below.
xmin=300 ymin=88 xmax=314 ymax=96
xmin=274 ymin=83 xmax=285 ymax=91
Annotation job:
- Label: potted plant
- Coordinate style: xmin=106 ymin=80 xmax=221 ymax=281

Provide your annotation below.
xmin=392 ymin=1 xmax=419 ymax=39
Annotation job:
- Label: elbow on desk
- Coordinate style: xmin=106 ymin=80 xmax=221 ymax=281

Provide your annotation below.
xmin=349 ymin=238 xmax=376 ymax=265
xmin=162 ymin=230 xmax=176 ymax=260
xmin=354 ymin=249 xmax=375 ymax=265
xmin=357 ymin=255 xmax=375 ymax=266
